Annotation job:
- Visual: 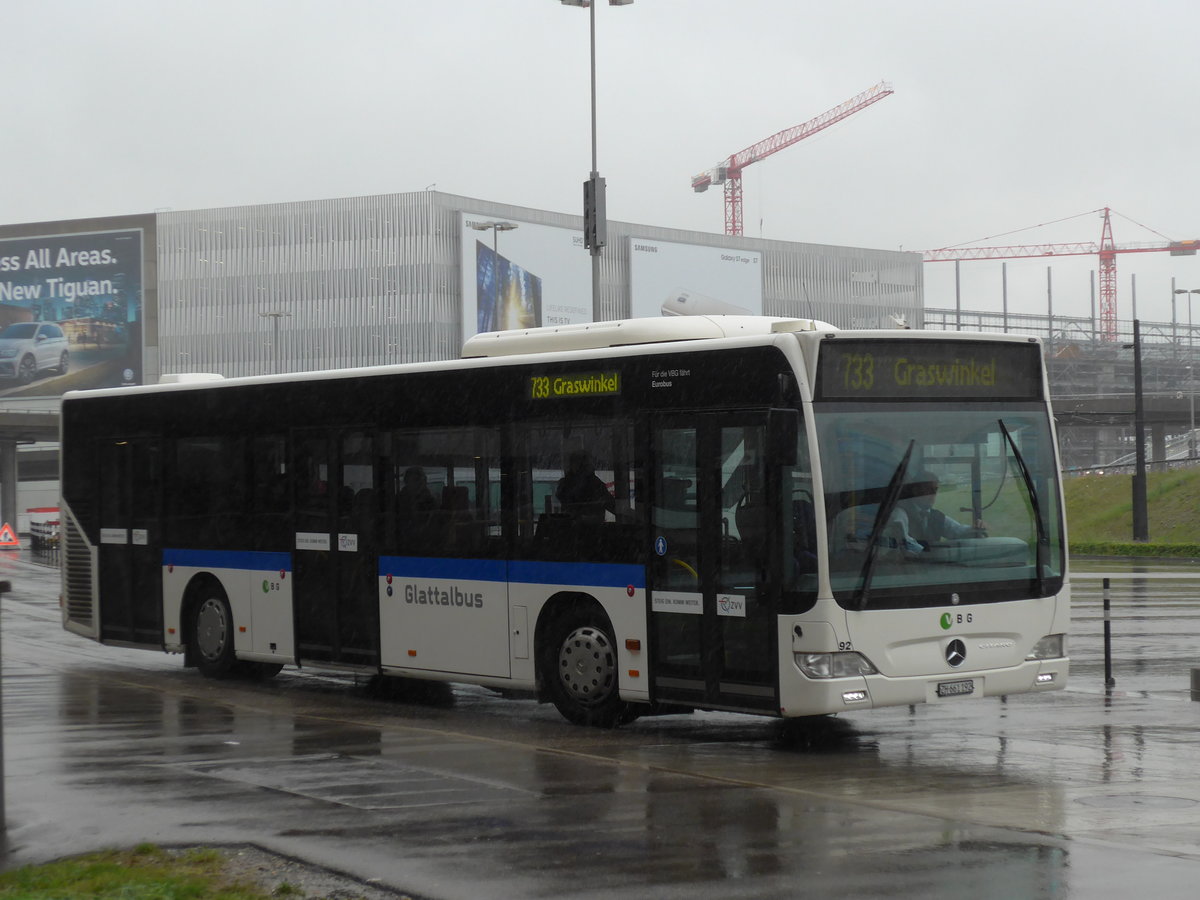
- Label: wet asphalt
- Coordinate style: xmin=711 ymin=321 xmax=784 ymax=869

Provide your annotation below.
xmin=1 ymin=552 xmax=1200 ymax=898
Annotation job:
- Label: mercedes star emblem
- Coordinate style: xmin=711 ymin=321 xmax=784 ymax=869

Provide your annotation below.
xmin=945 ymin=639 xmax=967 ymax=668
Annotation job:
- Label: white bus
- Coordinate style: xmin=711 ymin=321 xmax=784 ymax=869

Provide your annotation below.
xmin=59 ymin=316 xmax=1068 ymax=726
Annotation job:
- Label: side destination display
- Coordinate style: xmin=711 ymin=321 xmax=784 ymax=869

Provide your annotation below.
xmin=815 ymin=339 xmax=1042 ymax=401
xmin=530 ymin=371 xmax=620 ymax=400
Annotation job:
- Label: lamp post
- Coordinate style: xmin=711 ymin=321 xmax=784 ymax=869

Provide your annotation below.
xmin=468 ymin=221 xmax=518 ymax=333
xmin=1124 ymin=320 xmax=1149 ymax=541
xmin=561 ymin=0 xmax=633 ymax=319
xmin=1189 ymin=366 xmax=1196 ymax=461
xmin=259 ymin=311 xmax=291 ymax=375
xmin=1174 ymin=288 xmax=1200 ymax=459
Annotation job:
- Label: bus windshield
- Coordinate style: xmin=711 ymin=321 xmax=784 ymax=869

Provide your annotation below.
xmin=815 ymin=403 xmax=1064 ymax=609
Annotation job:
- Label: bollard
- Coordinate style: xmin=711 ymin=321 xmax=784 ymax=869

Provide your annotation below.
xmin=1103 ymin=577 xmax=1115 ymax=687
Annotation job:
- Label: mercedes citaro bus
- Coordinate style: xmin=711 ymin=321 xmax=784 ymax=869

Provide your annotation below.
xmin=60 ymin=316 xmax=1068 ymax=726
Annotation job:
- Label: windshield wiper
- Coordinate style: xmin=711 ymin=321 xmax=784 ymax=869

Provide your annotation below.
xmin=998 ymin=419 xmax=1047 ymax=596
xmin=853 ymin=440 xmax=915 ymax=611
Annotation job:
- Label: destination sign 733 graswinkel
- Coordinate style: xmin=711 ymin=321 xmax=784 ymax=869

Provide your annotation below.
xmin=530 ymin=371 xmax=621 ymax=400
xmin=816 ymin=339 xmax=1041 ymax=401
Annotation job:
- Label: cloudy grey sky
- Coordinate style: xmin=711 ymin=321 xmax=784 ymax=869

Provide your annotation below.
xmin=4 ymin=0 xmax=1198 ymax=322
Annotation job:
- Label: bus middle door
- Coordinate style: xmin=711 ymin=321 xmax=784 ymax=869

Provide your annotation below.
xmin=291 ymin=429 xmax=380 ymax=668
xmin=648 ymin=414 xmax=778 ymax=712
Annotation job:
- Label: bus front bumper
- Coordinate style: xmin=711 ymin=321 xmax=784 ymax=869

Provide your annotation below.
xmin=778 ymin=658 xmax=1068 ymax=718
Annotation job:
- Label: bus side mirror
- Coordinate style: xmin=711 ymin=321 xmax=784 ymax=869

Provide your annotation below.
xmin=768 ymin=408 xmax=799 ymax=467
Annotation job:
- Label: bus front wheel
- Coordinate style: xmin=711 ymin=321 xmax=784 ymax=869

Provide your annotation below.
xmin=193 ymin=592 xmax=237 ymax=678
xmin=541 ymin=605 xmax=633 ymax=728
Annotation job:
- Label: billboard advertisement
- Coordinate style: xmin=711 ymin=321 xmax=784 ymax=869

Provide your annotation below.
xmin=0 ymin=228 xmax=143 ymax=396
xmin=630 ymin=238 xmax=764 ymax=319
xmin=460 ymin=214 xmax=592 ymax=344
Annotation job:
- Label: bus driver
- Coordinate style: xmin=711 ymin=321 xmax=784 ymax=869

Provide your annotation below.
xmin=896 ymin=470 xmax=987 ymax=554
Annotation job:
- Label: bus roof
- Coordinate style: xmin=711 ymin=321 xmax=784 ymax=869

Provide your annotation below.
xmin=460 ymin=315 xmax=837 ymax=358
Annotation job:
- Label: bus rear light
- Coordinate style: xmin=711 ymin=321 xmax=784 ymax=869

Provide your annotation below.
xmin=842 ymin=690 xmax=868 ymax=703
xmin=628 ymin=669 xmax=640 ymax=678
xmin=795 ymin=651 xmax=878 ymax=679
xmin=1026 ymin=634 xmax=1066 ymax=660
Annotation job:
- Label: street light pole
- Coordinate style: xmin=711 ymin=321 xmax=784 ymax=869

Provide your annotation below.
xmin=1190 ymin=366 xmax=1195 ymax=460
xmin=1129 ymin=319 xmax=1149 ymax=542
xmin=259 ymin=311 xmax=291 ymax=375
xmin=562 ymin=0 xmax=633 ymax=320
xmin=468 ymin=221 xmax=518 ymax=332
xmin=1173 ymin=288 xmax=1200 ymax=459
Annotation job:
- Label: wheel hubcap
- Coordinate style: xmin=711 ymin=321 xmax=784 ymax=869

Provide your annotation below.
xmin=195 ymin=598 xmax=228 ymax=661
xmin=557 ymin=625 xmax=616 ymax=707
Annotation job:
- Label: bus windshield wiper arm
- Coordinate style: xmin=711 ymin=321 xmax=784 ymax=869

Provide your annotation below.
xmin=999 ymin=419 xmax=1047 ymax=596
xmin=853 ymin=439 xmax=915 ymax=611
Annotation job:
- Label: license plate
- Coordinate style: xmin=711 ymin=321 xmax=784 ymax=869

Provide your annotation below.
xmin=936 ymin=678 xmax=975 ymax=698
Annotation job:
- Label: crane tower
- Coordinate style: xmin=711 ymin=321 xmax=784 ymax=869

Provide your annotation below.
xmin=924 ymin=208 xmax=1200 ymax=341
xmin=692 ymin=81 xmax=894 ymax=236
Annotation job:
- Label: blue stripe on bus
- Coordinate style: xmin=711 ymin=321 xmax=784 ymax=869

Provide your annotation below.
xmin=163 ymin=548 xmax=293 ymax=572
xmin=379 ymin=556 xmax=645 ymax=590
xmin=509 ymin=560 xmax=645 ymax=590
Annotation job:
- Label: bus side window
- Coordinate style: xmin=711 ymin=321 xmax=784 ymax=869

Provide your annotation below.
xmin=293 ymin=435 xmax=331 ymax=536
xmin=251 ymin=435 xmax=289 ymax=549
xmin=387 ymin=427 xmax=498 ymax=558
xmin=784 ymin=433 xmax=819 ymax=595
xmin=338 ymin=430 xmax=376 ymax=544
xmin=519 ymin=420 xmax=640 ymax=564
xmin=168 ymin=435 xmax=245 ymax=549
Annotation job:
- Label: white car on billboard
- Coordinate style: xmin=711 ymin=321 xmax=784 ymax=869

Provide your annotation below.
xmin=0 ymin=322 xmax=69 ymax=384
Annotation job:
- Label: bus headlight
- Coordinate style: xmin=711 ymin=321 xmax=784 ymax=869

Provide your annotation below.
xmin=795 ymin=651 xmax=878 ymax=679
xmin=1026 ymin=634 xmax=1066 ymax=660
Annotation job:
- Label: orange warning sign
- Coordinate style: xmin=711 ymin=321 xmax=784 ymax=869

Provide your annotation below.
xmin=0 ymin=523 xmax=20 ymax=549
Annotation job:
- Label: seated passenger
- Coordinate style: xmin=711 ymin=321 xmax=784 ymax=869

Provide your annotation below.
xmin=556 ymin=451 xmax=615 ymax=522
xmin=398 ymin=466 xmax=436 ymax=516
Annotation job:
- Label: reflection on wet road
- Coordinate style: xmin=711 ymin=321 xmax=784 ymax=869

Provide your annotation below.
xmin=3 ymin=556 xmax=1200 ymax=898
xmin=1071 ymin=562 xmax=1200 ymax=697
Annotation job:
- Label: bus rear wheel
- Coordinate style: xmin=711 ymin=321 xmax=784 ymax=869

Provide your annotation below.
xmin=193 ymin=592 xmax=237 ymax=678
xmin=541 ymin=606 xmax=634 ymax=727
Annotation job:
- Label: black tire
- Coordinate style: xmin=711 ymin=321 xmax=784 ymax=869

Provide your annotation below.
xmin=17 ymin=355 xmax=35 ymax=385
xmin=540 ymin=604 xmax=634 ymax=727
xmin=193 ymin=590 xmax=238 ymax=678
xmin=56 ymin=351 xmax=69 ymax=375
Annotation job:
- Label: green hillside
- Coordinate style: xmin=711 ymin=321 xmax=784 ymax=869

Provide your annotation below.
xmin=1064 ymin=468 xmax=1200 ymax=557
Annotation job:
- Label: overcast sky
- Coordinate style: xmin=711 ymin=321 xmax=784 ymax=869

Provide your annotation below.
xmin=4 ymin=0 xmax=1199 ymax=323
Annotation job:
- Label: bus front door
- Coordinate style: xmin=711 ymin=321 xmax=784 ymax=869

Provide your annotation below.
xmin=97 ymin=437 xmax=163 ymax=646
xmin=648 ymin=415 xmax=778 ymax=712
xmin=291 ymin=429 xmax=380 ymax=668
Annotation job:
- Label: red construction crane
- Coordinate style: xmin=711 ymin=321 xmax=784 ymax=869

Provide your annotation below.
xmin=924 ymin=207 xmax=1200 ymax=342
xmin=692 ymin=81 xmax=894 ymax=236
